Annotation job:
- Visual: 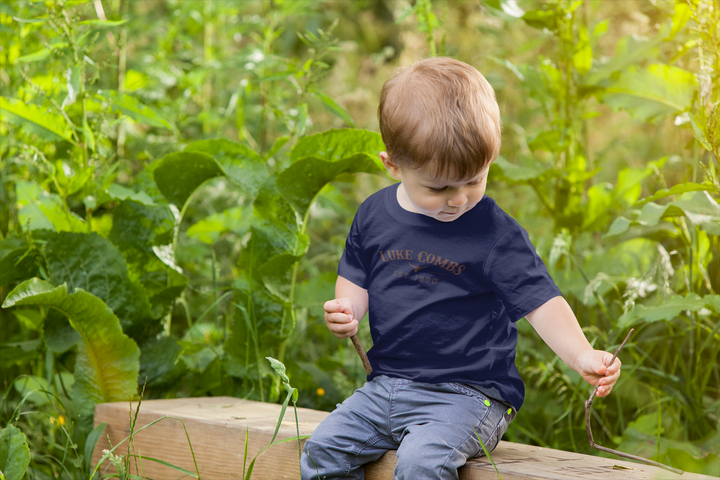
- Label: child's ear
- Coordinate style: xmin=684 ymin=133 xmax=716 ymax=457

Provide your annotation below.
xmin=380 ymin=151 xmax=401 ymax=181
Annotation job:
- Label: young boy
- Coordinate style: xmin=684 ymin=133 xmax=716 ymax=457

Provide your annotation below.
xmin=300 ymin=57 xmax=621 ymax=480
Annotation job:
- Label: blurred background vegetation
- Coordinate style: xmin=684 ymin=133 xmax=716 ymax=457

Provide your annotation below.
xmin=0 ymin=0 xmax=718 ymax=477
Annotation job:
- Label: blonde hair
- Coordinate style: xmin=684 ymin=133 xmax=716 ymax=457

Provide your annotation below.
xmin=378 ymin=57 xmax=502 ymax=180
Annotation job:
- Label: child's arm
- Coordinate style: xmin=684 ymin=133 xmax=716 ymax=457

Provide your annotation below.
xmin=525 ymin=295 xmax=621 ymax=397
xmin=323 ymin=275 xmax=369 ymax=338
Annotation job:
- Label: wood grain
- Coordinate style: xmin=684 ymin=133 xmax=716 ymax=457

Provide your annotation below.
xmin=92 ymin=397 xmax=715 ymax=480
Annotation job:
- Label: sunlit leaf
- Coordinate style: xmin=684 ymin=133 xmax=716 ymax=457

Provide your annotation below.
xmin=572 ymin=25 xmax=592 ymax=75
xmin=611 ymin=191 xmax=720 ymax=237
xmin=601 ymin=64 xmax=696 ymax=121
xmin=106 ymin=184 xmax=155 ymax=206
xmin=187 ymin=205 xmax=253 ymax=244
xmin=618 ymin=293 xmax=720 ymax=328
xmin=632 ymin=182 xmax=719 ymax=207
xmin=582 ymin=26 xmax=669 ymax=86
xmin=522 ymin=9 xmax=556 ymax=30
xmin=97 ymin=89 xmax=174 ymax=130
xmin=2 ymin=279 xmax=139 ymax=417
xmin=492 ymin=156 xmax=556 ymax=183
xmin=583 ymin=183 xmax=613 ymax=230
xmin=279 ymin=129 xmax=385 ymax=218
xmin=528 ymin=130 xmax=563 ymax=153
xmin=15 ymin=48 xmax=51 ymax=63
xmin=668 ymin=3 xmax=691 ymax=41
xmin=78 ymin=19 xmax=128 ymax=27
xmin=16 ymin=180 xmax=85 ymax=232
xmin=0 ymin=97 xmax=71 ymax=141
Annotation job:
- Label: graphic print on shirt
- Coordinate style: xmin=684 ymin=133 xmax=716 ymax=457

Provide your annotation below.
xmin=379 ymin=248 xmax=466 ymax=286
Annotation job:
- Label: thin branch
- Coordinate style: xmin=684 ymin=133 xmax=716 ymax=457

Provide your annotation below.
xmin=585 ymin=329 xmax=684 ymax=476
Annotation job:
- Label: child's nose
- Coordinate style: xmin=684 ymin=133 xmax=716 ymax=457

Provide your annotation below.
xmin=448 ymin=192 xmax=467 ymax=207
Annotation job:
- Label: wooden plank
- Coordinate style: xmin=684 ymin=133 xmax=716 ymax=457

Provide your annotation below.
xmin=92 ymin=397 xmax=716 ymax=480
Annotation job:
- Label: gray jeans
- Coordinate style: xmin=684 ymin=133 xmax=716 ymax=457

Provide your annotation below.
xmin=300 ymin=375 xmax=515 ymax=480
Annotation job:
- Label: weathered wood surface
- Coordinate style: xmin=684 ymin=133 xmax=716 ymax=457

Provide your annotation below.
xmin=93 ymin=396 xmax=716 ymax=480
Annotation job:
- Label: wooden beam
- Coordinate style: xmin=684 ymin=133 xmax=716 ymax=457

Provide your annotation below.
xmin=92 ymin=397 xmax=714 ymax=480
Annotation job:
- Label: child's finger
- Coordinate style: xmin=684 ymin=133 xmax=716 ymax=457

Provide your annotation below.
xmin=330 ymin=319 xmax=358 ymax=338
xmin=605 ymin=355 xmax=622 ymax=374
xmin=324 ymin=300 xmax=345 ymax=313
xmin=327 ymin=312 xmax=353 ymax=324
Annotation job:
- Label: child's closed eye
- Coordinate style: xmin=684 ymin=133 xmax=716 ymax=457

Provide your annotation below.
xmin=428 ymin=179 xmax=482 ymax=193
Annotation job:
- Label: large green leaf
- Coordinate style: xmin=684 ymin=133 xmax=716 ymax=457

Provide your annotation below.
xmin=582 ymin=25 xmax=669 ymax=87
xmin=277 ymin=129 xmax=385 ymax=218
xmin=43 ymin=232 xmax=157 ymax=341
xmin=289 ymin=128 xmax=385 ymax=164
xmin=184 ymin=139 xmax=268 ymax=197
xmin=153 ymin=152 xmax=226 ymax=208
xmin=607 ymin=191 xmax=720 ymax=237
xmin=139 ymin=336 xmax=186 ymax=387
xmin=96 ymin=89 xmax=174 ymax=130
xmin=109 ymin=201 xmax=174 ymax=253
xmin=0 ymin=425 xmax=30 ymax=480
xmin=0 ymin=96 xmax=71 ymax=141
xmin=108 ymin=201 xmax=187 ymax=318
xmin=491 ymin=156 xmax=556 ymax=183
xmin=522 ymin=8 xmax=557 ymax=30
xmin=638 ymin=191 xmax=720 ymax=230
xmin=601 ymin=64 xmax=697 ymax=122
xmin=2 ymin=279 xmax=139 ymax=417
xmin=247 ymin=179 xmax=303 ymax=265
xmin=632 ymin=183 xmax=719 ymax=208
xmin=259 ymin=237 xmax=310 ymax=303
xmin=618 ymin=293 xmax=720 ymax=329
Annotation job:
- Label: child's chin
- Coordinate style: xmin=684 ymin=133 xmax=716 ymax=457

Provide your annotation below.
xmin=435 ymin=212 xmax=463 ymax=221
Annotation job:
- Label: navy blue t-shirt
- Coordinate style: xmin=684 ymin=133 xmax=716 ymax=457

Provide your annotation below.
xmin=337 ymin=182 xmax=562 ymax=410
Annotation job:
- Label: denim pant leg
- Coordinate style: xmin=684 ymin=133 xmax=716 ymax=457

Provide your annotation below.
xmin=300 ymin=376 xmax=398 ymax=480
xmin=389 ymin=380 xmax=514 ymax=480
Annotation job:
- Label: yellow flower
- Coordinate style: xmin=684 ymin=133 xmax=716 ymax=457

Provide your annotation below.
xmin=50 ymin=415 xmax=66 ymax=426
xmin=316 ymin=388 xmax=325 ymax=396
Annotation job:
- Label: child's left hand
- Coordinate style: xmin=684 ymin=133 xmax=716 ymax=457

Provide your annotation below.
xmin=575 ymin=350 xmax=622 ymax=397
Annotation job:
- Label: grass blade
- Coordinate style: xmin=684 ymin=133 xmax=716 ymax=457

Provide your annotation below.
xmin=127 ymin=455 xmax=198 ymax=478
xmin=473 ymin=427 xmax=503 ymax=480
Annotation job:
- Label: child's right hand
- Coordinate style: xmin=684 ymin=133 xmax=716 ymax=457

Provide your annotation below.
xmin=324 ymin=298 xmax=358 ymax=338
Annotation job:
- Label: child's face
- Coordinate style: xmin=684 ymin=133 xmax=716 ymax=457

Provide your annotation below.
xmin=380 ymin=152 xmax=490 ymax=223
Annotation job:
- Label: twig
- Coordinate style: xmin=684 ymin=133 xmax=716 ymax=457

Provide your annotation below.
xmin=350 ymin=334 xmax=372 ymax=375
xmin=585 ymin=328 xmax=684 ymax=475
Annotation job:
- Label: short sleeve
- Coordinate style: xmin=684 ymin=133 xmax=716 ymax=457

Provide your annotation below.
xmin=337 ymin=210 xmax=368 ymax=289
xmin=483 ymin=226 xmax=562 ymax=321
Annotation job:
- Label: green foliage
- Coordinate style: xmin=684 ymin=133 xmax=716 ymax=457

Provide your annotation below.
xmin=0 ymin=97 xmax=73 ymax=141
xmin=0 ymin=425 xmax=30 ymax=480
xmin=601 ymin=64 xmax=697 ymax=122
xmin=3 ymin=279 xmax=140 ymax=418
xmin=0 ymin=0 xmax=718 ymax=477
